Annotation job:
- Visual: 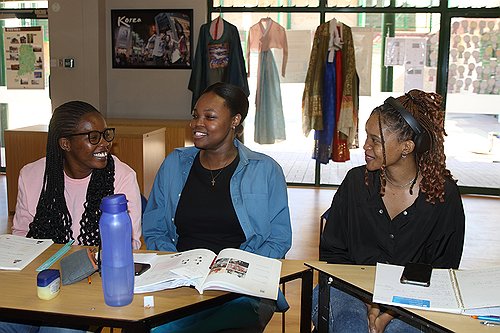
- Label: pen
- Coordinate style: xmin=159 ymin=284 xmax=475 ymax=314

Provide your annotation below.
xmin=480 ymin=321 xmax=500 ymax=327
xmin=88 ymin=276 xmax=92 ymax=285
xmin=472 ymin=316 xmax=500 ymax=323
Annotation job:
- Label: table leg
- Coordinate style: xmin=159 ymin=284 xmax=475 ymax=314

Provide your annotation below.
xmin=317 ymin=272 xmax=331 ymax=333
xmin=300 ymin=268 xmax=313 ymax=333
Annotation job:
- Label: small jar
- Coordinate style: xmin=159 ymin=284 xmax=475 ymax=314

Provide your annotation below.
xmin=37 ymin=269 xmax=61 ymax=300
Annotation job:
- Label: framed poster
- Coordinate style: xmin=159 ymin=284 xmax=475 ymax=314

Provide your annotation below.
xmin=3 ymin=26 xmax=45 ymax=89
xmin=111 ymin=9 xmax=192 ymax=69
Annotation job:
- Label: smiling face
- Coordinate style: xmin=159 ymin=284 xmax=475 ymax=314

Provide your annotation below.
xmin=59 ymin=111 xmax=111 ymax=179
xmin=190 ymin=91 xmax=241 ymax=152
xmin=363 ymin=113 xmax=409 ymax=171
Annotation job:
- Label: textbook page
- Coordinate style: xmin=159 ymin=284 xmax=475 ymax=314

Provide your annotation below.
xmin=0 ymin=234 xmax=53 ymax=271
xmin=200 ymin=248 xmax=282 ymax=300
xmin=134 ymin=248 xmax=216 ymax=293
xmin=373 ymin=263 xmax=461 ymax=313
xmin=455 ymin=267 xmax=500 ymax=314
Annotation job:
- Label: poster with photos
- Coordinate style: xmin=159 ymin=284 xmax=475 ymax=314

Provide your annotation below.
xmin=111 ymin=9 xmax=192 ymax=69
xmin=3 ymin=26 xmax=45 ymax=89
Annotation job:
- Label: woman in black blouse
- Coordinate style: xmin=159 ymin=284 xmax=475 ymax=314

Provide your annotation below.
xmin=312 ymin=90 xmax=465 ymax=333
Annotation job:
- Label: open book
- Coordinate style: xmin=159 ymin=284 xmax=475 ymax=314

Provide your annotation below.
xmin=373 ymin=263 xmax=500 ymax=316
xmin=133 ymin=248 xmax=282 ymax=300
xmin=0 ymin=234 xmax=53 ymax=270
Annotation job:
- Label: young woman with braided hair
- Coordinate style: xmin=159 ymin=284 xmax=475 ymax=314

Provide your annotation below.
xmin=3 ymin=101 xmax=142 ymax=332
xmin=12 ymin=100 xmax=142 ymax=248
xmin=312 ymin=90 xmax=465 ymax=333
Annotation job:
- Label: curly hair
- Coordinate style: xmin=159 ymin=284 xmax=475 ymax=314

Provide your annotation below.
xmin=366 ymin=89 xmax=453 ymax=203
xmin=26 ymin=101 xmax=115 ymax=245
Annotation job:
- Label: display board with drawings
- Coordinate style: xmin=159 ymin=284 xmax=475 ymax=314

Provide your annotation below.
xmin=448 ymin=18 xmax=499 ymax=95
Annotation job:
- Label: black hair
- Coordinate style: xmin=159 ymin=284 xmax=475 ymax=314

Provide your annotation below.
xmin=201 ymin=82 xmax=249 ymax=137
xmin=26 ymin=101 xmax=115 ymax=245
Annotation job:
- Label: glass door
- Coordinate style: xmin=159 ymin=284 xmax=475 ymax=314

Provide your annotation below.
xmin=444 ymin=17 xmax=500 ymax=192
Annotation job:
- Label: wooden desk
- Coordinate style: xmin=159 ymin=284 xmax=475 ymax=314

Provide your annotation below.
xmin=305 ymin=261 xmax=493 ymax=333
xmin=0 ymin=245 xmax=312 ymax=332
xmin=4 ymin=125 xmax=165 ymax=215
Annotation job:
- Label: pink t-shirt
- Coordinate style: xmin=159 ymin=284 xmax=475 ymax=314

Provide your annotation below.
xmin=12 ymin=155 xmax=142 ymax=249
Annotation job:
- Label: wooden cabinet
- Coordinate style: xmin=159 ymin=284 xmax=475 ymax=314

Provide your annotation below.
xmin=4 ymin=125 xmax=165 ymax=215
xmin=107 ymin=118 xmax=191 ymax=157
xmin=4 ymin=125 xmax=47 ymax=215
xmin=111 ymin=126 xmax=165 ymax=198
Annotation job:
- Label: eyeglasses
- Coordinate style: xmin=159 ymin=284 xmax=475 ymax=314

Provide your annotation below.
xmin=66 ymin=128 xmax=115 ymax=145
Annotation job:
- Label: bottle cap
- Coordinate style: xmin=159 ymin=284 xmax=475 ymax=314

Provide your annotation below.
xmin=37 ymin=269 xmax=60 ymax=287
xmin=100 ymin=194 xmax=128 ymax=213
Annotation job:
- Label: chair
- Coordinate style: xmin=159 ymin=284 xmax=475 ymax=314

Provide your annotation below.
xmin=141 ymin=194 xmax=148 ymax=216
xmin=319 ymin=208 xmax=330 ymax=239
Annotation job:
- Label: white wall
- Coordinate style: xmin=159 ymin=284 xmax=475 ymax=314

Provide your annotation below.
xmin=48 ymin=0 xmax=107 ymax=112
xmin=48 ymin=0 xmax=206 ymax=119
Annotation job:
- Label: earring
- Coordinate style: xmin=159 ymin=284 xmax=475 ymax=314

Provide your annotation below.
xmin=401 ymin=152 xmax=407 ymax=159
xmin=231 ymin=126 xmax=236 ymax=130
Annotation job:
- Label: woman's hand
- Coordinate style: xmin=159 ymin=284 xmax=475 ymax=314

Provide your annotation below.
xmin=366 ymin=303 xmax=395 ymax=333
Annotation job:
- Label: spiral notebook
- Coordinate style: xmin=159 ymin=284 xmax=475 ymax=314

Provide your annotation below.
xmin=373 ymin=262 xmax=500 ymax=316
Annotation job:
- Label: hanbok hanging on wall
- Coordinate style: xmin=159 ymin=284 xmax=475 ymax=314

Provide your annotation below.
xmin=302 ymin=19 xmax=359 ymax=163
xmin=247 ymin=18 xmax=288 ymax=144
xmin=189 ymin=17 xmax=249 ymax=109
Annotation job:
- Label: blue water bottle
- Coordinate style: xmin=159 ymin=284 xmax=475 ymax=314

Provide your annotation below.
xmin=99 ymin=194 xmax=134 ymax=306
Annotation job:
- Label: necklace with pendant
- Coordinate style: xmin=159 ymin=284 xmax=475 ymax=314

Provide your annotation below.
xmin=208 ymin=159 xmax=231 ymax=187
xmin=209 ymin=167 xmax=225 ymax=186
xmin=384 ymin=170 xmax=418 ymax=188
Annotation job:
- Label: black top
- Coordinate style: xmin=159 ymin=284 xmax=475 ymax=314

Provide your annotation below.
xmin=175 ymin=153 xmax=245 ymax=254
xmin=320 ymin=166 xmax=465 ymax=269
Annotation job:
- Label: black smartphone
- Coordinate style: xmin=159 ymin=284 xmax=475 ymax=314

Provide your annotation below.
xmin=400 ymin=262 xmax=432 ymax=287
xmin=134 ymin=263 xmax=151 ymax=276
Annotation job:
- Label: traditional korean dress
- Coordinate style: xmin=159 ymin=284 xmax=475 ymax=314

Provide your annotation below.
xmin=189 ymin=17 xmax=249 ymax=109
xmin=247 ymin=18 xmax=288 ymax=144
xmin=303 ymin=19 xmax=359 ymax=163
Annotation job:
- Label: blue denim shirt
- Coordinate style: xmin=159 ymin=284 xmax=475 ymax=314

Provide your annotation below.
xmin=143 ymin=139 xmax=292 ymax=259
xmin=142 ymin=140 xmax=292 ymax=311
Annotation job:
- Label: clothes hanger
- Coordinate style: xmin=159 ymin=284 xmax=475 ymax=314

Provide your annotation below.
xmin=212 ymin=5 xmax=222 ymax=22
xmin=211 ymin=6 xmax=224 ymax=40
xmin=259 ymin=9 xmax=272 ymax=25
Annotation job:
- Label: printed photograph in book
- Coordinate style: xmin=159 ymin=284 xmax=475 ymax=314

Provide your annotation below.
xmin=111 ymin=9 xmax=192 ymax=69
xmin=211 ymin=258 xmax=249 ymax=278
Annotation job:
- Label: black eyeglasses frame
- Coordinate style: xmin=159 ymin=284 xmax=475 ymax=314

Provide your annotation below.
xmin=66 ymin=128 xmax=116 ymax=145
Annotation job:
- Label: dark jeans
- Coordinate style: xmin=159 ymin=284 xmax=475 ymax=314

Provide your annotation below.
xmin=311 ymin=285 xmax=423 ymax=333
xmin=151 ymin=296 xmax=276 ymax=333
xmin=0 ymin=323 xmax=86 ymax=333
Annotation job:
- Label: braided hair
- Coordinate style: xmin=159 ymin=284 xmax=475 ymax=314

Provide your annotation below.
xmin=365 ymin=89 xmax=453 ymax=203
xmin=26 ymin=101 xmax=115 ymax=245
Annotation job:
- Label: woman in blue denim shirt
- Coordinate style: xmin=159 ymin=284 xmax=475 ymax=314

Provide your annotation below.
xmin=143 ymin=82 xmax=292 ymax=333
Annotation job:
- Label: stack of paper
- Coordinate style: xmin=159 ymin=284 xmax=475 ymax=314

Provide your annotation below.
xmin=0 ymin=234 xmax=53 ymax=270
